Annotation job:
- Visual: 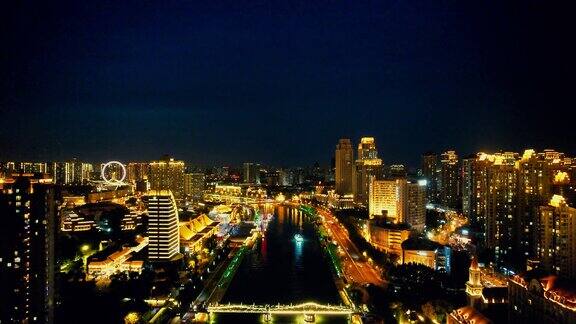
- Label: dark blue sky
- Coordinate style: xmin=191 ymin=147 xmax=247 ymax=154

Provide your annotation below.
xmin=1 ymin=1 xmax=574 ymax=167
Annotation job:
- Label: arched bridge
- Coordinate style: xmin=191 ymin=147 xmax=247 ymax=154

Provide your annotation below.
xmin=207 ymin=301 xmax=354 ymax=315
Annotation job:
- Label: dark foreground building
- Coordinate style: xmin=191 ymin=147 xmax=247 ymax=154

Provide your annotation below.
xmin=0 ymin=174 xmax=56 ymax=323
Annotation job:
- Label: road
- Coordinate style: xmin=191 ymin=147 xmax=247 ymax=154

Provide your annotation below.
xmin=316 ymin=208 xmax=384 ymax=287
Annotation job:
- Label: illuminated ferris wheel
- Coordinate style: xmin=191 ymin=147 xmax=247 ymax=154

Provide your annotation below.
xmin=101 ymin=161 xmax=127 ymax=185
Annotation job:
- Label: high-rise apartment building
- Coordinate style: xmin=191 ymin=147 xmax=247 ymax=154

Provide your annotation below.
xmin=405 ymin=180 xmax=427 ymax=231
xmin=462 ymin=153 xmax=492 ymax=229
xmin=335 ymin=139 xmax=354 ymax=195
xmin=149 ymin=156 xmax=185 ymax=199
xmin=145 ymin=190 xmax=180 ymax=261
xmin=354 ymin=137 xmax=383 ymax=205
xmin=485 ymin=152 xmax=519 ymax=264
xmin=0 ymin=174 xmax=56 ymax=323
xmin=537 ymin=195 xmax=576 ymax=279
xmin=184 ymin=172 xmax=205 ymax=200
xmin=421 ymin=152 xmax=439 ymax=204
xmin=127 ymin=162 xmax=150 ymax=183
xmin=438 ymin=150 xmax=460 ymax=210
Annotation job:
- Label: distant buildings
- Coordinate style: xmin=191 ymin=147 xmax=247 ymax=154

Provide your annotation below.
xmin=421 ymin=152 xmax=439 ymax=204
xmin=243 ymin=162 xmax=261 ymax=184
xmin=439 ymin=150 xmax=461 ymax=210
xmin=149 ymin=156 xmax=185 ymax=199
xmin=335 ymin=139 xmax=354 ymax=195
xmin=184 ymin=172 xmax=205 ymax=200
xmin=0 ymin=174 xmax=56 ymax=324
xmin=145 ymin=190 xmax=180 ymax=262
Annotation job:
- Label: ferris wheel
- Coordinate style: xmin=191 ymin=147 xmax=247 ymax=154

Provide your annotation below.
xmin=100 ymin=161 xmax=127 ymax=185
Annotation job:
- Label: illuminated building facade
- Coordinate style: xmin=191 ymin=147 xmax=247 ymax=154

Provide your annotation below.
xmin=537 ymin=195 xmax=576 ymax=279
xmin=369 ymin=178 xmax=426 ymax=229
xmin=354 ymin=137 xmax=383 ymax=205
xmin=465 ymin=256 xmax=508 ymax=308
xmin=369 ymin=179 xmax=405 ymax=222
xmin=145 ymin=190 xmax=180 ymax=261
xmin=439 ymin=150 xmax=460 ymax=209
xmin=367 ymin=223 xmax=410 ymax=255
xmin=509 ymin=271 xmax=576 ymax=324
xmin=0 ymin=174 xmax=56 ymax=324
xmin=179 ymin=214 xmax=219 ymax=253
xmin=335 ymin=138 xmax=354 ymax=195
xmin=149 ymin=156 xmax=185 ymax=199
xmin=401 ymin=237 xmax=451 ymax=273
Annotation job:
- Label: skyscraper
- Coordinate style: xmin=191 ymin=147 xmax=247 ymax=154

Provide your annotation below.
xmin=145 ymin=190 xmax=180 ymax=262
xmin=149 ymin=156 xmax=185 ymax=199
xmin=354 ymin=137 xmax=383 ymax=205
xmin=438 ymin=150 xmax=460 ymax=210
xmin=462 ymin=153 xmax=491 ymax=229
xmin=335 ymin=139 xmax=354 ymax=195
xmin=0 ymin=174 xmax=56 ymax=323
xmin=405 ymin=180 xmax=427 ymax=231
xmin=421 ymin=152 xmax=439 ymax=204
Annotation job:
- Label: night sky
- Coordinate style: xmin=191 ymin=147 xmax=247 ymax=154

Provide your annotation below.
xmin=1 ymin=1 xmax=574 ymax=167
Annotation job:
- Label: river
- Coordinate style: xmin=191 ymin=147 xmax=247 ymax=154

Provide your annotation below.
xmin=212 ymin=205 xmax=348 ymax=323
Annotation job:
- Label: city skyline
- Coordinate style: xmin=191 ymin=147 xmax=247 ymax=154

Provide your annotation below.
xmin=2 ymin=1 xmax=575 ymax=166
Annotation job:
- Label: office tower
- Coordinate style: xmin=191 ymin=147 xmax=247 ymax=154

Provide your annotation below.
xmin=127 ymin=162 xmax=150 ymax=183
xmin=0 ymin=174 xmax=56 ymax=323
xmin=145 ymin=190 xmax=180 ymax=261
xmin=184 ymin=172 xmax=205 ymax=200
xmin=537 ymin=195 xmax=576 ymax=279
xmin=243 ymin=162 xmax=261 ymax=184
xmin=335 ymin=139 xmax=354 ymax=195
xmin=405 ymin=180 xmax=427 ymax=231
xmin=149 ymin=156 xmax=185 ymax=199
xmin=354 ymin=137 xmax=383 ymax=205
xmin=438 ymin=150 xmax=461 ymax=209
xmin=421 ymin=152 xmax=439 ymax=204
